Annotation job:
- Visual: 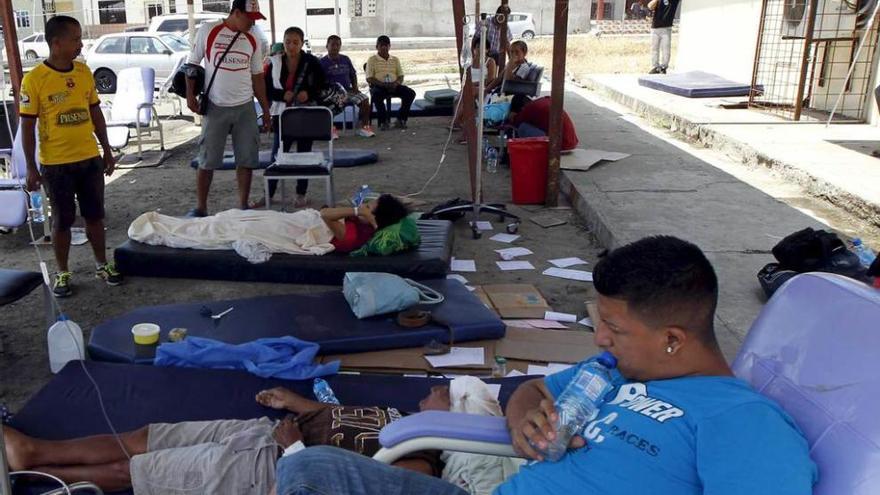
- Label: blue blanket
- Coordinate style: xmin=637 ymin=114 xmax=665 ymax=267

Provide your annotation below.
xmin=155 ymin=336 xmax=340 ymax=379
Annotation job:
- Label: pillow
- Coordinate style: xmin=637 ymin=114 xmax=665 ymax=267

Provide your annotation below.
xmin=350 ymin=217 xmax=420 ymax=257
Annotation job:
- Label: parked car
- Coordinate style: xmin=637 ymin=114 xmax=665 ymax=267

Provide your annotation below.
xmin=469 ymin=12 xmax=537 ymax=40
xmin=15 ymin=32 xmax=49 ymax=61
xmin=85 ymin=33 xmax=190 ymax=93
xmin=148 ymin=13 xmax=225 ymax=33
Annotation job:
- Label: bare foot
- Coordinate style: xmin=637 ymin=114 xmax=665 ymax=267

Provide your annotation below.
xmin=272 ymin=415 xmax=303 ymax=448
xmin=256 ymin=387 xmax=299 ymax=410
xmin=3 ymin=425 xmax=34 ymax=471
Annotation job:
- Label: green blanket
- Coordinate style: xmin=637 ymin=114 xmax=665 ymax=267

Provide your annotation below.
xmin=350 ymin=217 xmax=421 ymax=257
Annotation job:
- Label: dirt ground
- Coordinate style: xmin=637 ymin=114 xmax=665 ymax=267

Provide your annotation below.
xmin=0 ymin=102 xmax=601 ymax=413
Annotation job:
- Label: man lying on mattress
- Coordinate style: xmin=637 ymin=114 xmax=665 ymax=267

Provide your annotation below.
xmin=127 ymin=194 xmax=416 ymax=262
xmin=3 ymin=377 xmax=518 ymax=495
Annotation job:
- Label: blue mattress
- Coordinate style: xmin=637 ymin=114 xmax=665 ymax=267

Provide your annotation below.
xmin=9 ymin=361 xmax=533 ymax=495
xmin=88 ymin=279 xmax=504 ymax=364
xmin=189 ymin=148 xmax=379 ymax=170
xmin=637 ymin=71 xmax=757 ymax=98
xmin=114 ymin=219 xmax=453 ymax=285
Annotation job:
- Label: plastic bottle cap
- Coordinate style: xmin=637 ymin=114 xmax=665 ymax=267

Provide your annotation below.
xmin=853 ymin=238 xmax=863 ymax=245
xmin=597 ymin=351 xmax=617 ymax=369
xmin=57 ymin=314 xmax=69 ymax=322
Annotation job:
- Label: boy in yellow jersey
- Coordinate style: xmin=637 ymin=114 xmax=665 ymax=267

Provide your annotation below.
xmin=20 ymin=15 xmax=122 ymax=298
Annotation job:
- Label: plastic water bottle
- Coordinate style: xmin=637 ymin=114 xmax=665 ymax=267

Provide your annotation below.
xmin=537 ymin=351 xmax=617 ymax=462
xmin=313 ymin=378 xmax=341 ymax=404
xmin=47 ymin=315 xmax=85 ymax=374
xmin=30 ymin=191 xmax=45 ymax=223
xmin=852 ymin=238 xmax=876 ymax=268
xmin=486 ymin=146 xmax=499 ymax=174
xmin=384 ymin=74 xmax=392 ymax=84
xmin=351 ymin=184 xmax=371 ymax=207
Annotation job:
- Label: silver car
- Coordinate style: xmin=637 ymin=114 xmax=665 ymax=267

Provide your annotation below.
xmin=85 ymin=32 xmax=190 ymax=94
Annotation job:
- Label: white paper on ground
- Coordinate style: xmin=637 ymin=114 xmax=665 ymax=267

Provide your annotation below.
xmin=486 ymin=383 xmax=502 ymax=400
xmin=451 ymin=258 xmax=477 ymax=272
xmin=447 ymin=274 xmax=469 ymax=284
xmin=525 ymin=319 xmax=568 ymax=329
xmin=425 ymin=347 xmax=486 ymax=368
xmin=544 ymin=311 xmax=578 ymax=322
xmin=495 ymin=247 xmax=533 ymax=260
xmin=475 ymin=221 xmax=493 ymax=231
xmin=578 ymin=317 xmax=594 ymax=328
xmin=490 ymin=233 xmax=521 ymax=243
xmin=465 ymin=285 xmax=476 ymax=291
xmin=548 ymin=257 xmax=589 ymax=268
xmin=496 ymin=261 xmax=535 ymax=271
xmin=543 ymin=267 xmax=593 ymax=282
xmin=505 ymin=369 xmax=526 ymax=377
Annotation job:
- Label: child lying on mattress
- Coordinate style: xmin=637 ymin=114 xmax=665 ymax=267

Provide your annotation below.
xmin=127 ymin=194 xmax=416 ymax=262
xmin=3 ymin=377 xmax=517 ymax=495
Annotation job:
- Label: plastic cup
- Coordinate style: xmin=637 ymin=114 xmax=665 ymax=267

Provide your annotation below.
xmin=131 ymin=323 xmax=160 ymax=345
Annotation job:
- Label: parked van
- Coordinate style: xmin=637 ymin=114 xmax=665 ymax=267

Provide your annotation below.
xmin=148 ymin=13 xmax=225 ymax=34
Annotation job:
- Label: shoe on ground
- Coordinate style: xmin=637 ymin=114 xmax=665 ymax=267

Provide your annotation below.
xmin=394 ymin=119 xmax=407 ymax=129
xmin=53 ymin=271 xmax=72 ymax=298
xmin=648 ymin=66 xmax=662 ymax=74
xmin=379 ymin=122 xmax=390 ymax=131
xmin=185 ymin=207 xmax=207 ymax=218
xmin=331 ymin=127 xmax=339 ymax=140
xmin=660 ymin=67 xmax=668 ymax=74
xmin=96 ymin=262 xmax=123 ymax=286
xmin=356 ymin=125 xmax=376 ymax=138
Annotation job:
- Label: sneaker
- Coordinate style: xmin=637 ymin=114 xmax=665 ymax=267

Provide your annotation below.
xmin=186 ymin=207 xmax=207 ymax=218
xmin=53 ymin=271 xmax=72 ymax=298
xmin=356 ymin=125 xmax=376 ymax=138
xmin=96 ymin=262 xmax=123 ymax=286
xmin=660 ymin=67 xmax=668 ymax=74
xmin=394 ymin=119 xmax=407 ymax=129
xmin=331 ymin=127 xmax=339 ymax=140
xmin=379 ymin=122 xmax=390 ymax=131
xmin=648 ymin=66 xmax=662 ymax=74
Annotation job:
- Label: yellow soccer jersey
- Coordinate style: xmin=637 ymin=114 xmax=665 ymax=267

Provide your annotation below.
xmin=19 ymin=61 xmax=101 ymax=165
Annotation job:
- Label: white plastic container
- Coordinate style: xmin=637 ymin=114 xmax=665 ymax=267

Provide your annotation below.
xmin=47 ymin=315 xmax=84 ymax=373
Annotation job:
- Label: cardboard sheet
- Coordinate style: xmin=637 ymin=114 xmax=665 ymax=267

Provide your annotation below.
xmin=479 ymin=284 xmax=551 ymax=319
xmin=495 ymin=327 xmax=598 ymax=363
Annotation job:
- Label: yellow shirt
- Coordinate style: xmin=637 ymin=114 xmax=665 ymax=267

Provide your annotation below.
xmin=366 ymin=54 xmax=403 ymax=83
xmin=19 ymin=61 xmax=101 ymax=165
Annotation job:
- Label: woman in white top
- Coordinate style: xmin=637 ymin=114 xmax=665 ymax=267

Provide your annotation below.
xmin=454 ymin=37 xmax=499 ymax=144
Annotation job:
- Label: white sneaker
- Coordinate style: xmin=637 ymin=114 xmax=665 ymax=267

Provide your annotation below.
xmin=331 ymin=127 xmax=339 ymax=140
xmin=356 ymin=125 xmax=376 ymax=138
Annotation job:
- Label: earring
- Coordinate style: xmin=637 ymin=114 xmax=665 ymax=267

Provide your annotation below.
xmin=666 ymin=346 xmax=674 ymax=354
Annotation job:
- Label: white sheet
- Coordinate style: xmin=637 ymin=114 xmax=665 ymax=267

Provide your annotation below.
xmin=128 ymin=208 xmax=335 ymax=263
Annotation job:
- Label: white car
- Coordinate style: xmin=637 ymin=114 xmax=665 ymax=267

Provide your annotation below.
xmin=85 ymin=33 xmax=190 ymax=93
xmin=15 ymin=32 xmax=50 ymax=61
xmin=470 ymin=12 xmax=537 ymax=40
xmin=148 ymin=12 xmax=225 ymax=33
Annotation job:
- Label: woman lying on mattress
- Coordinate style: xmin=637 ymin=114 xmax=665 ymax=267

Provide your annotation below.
xmin=3 ymin=377 xmax=518 ymax=495
xmin=127 ymin=194 xmax=416 ymax=262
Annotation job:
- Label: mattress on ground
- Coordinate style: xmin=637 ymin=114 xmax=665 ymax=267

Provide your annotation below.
xmin=637 ymin=71 xmax=756 ymax=98
xmin=9 ymin=361 xmax=534 ymax=495
xmin=114 ymin=219 xmax=453 ymax=284
xmin=88 ymin=279 xmax=505 ymax=363
xmin=189 ymin=148 xmax=378 ymax=170
xmin=424 ymin=89 xmax=459 ymax=106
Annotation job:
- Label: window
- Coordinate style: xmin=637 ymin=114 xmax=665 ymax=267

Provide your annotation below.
xmin=129 ymin=37 xmax=165 ymax=55
xmin=95 ymin=37 xmax=126 ymax=54
xmin=98 ymin=1 xmax=127 ymax=24
xmin=160 ymin=34 xmax=190 ymax=51
xmin=168 ymin=1 xmax=177 ymax=14
xmin=22 ymin=34 xmax=38 ymax=43
xmin=147 ymin=3 xmax=163 ymax=19
xmin=15 ymin=10 xmax=30 ymax=28
xmin=35 ymin=34 xmax=44 ymax=43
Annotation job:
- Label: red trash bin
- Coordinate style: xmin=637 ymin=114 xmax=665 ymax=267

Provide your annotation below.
xmin=507 ymin=136 xmax=549 ymax=204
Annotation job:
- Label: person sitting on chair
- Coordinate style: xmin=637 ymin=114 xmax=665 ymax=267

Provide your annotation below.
xmin=486 ymin=40 xmax=536 ymax=119
xmin=319 ymin=193 xmax=408 ymax=254
xmin=366 ymin=35 xmax=416 ymax=131
xmin=320 ymin=35 xmax=375 ymax=138
xmin=272 ymin=235 xmax=818 ymax=495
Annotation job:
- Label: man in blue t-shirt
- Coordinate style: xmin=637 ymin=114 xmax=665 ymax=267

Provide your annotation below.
xmin=319 ymin=35 xmax=375 ymax=138
xmin=273 ymin=236 xmax=819 ymax=495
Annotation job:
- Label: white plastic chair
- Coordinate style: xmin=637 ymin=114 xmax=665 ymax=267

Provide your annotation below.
xmin=105 ymin=67 xmax=165 ymax=159
xmin=0 ymin=121 xmax=48 ymax=233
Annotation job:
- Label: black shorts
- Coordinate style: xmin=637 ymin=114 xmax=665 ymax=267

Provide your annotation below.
xmin=41 ymin=156 xmax=105 ymax=231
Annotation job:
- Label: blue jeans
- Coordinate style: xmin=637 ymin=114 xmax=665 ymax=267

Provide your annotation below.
xmin=275 ymin=446 xmax=467 ymax=495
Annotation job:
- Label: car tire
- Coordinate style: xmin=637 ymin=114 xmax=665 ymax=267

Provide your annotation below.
xmin=522 ymin=30 xmax=535 ymax=40
xmin=94 ymin=69 xmax=117 ymax=94
xmin=24 ymin=50 xmax=37 ymax=60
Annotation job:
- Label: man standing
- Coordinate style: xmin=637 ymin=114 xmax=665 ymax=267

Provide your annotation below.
xmin=474 ymin=5 xmax=513 ymax=67
xmin=320 ymin=35 xmax=375 ymax=138
xmin=185 ymin=0 xmax=271 ymax=217
xmin=366 ymin=35 xmax=416 ymax=131
xmin=648 ymin=0 xmax=680 ymax=74
xmin=20 ymin=15 xmax=122 ymax=297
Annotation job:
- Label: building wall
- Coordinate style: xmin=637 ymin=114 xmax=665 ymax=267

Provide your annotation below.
xmin=676 ymin=0 xmax=762 ymax=83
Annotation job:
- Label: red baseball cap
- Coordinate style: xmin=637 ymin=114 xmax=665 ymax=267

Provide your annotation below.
xmin=230 ymin=0 xmax=266 ymax=20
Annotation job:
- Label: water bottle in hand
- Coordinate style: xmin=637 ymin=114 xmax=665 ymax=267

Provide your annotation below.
xmin=537 ymin=351 xmax=617 ymax=462
xmin=313 ymin=378 xmax=341 ymax=404
xmin=486 ymin=146 xmax=499 ymax=174
xmin=351 ymin=185 xmax=371 ymax=207
xmin=852 ymin=238 xmax=876 ymax=268
xmin=30 ymin=191 xmax=45 ymax=223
